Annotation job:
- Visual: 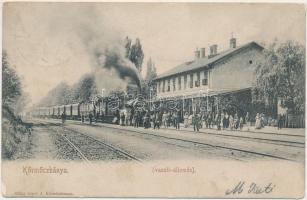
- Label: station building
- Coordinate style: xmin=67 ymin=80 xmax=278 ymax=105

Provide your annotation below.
xmin=152 ymin=38 xmax=265 ymax=118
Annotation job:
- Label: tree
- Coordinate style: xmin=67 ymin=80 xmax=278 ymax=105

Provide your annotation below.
xmin=145 ymin=57 xmax=157 ymax=82
xmin=38 ymin=82 xmax=72 ymax=106
xmin=124 ymin=36 xmax=132 ymax=58
xmin=253 ymin=40 xmax=305 ymax=115
xmin=2 ymin=51 xmax=22 ymax=107
xmin=2 ymin=51 xmax=32 ymax=160
xmin=129 ymin=38 xmax=144 ymax=73
xmin=141 ymin=58 xmax=158 ymax=99
xmin=76 ymin=73 xmax=98 ymax=102
xmin=38 ymin=73 xmax=99 ymax=107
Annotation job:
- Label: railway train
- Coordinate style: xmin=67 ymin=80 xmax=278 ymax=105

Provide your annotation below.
xmin=30 ymin=99 xmax=118 ymax=123
xmin=30 ymin=94 xmax=151 ymax=124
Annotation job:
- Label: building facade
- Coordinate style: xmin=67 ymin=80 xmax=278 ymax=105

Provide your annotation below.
xmin=153 ymin=38 xmax=265 ymax=117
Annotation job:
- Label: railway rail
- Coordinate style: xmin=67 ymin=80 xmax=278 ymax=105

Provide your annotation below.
xmin=79 ymin=121 xmax=304 ymax=148
xmin=53 ymin=119 xmax=301 ymax=162
xmin=61 ymin=126 xmax=143 ymax=163
xmin=34 ymin=118 xmax=303 ymax=162
xmin=53 ymin=118 xmax=304 ymax=148
xmin=49 ymin=123 xmax=142 ymax=163
xmin=93 ymin=123 xmax=299 ymax=162
xmin=157 ymin=127 xmax=305 ymax=148
xmin=58 ymin=123 xmax=251 ymax=162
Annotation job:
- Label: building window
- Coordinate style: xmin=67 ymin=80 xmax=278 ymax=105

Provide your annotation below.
xmin=202 ymin=70 xmax=208 ymax=86
xmin=162 ymin=80 xmax=165 ymax=92
xmin=195 ymin=72 xmax=200 ymax=87
xmin=178 ymin=76 xmax=181 ymax=90
xmin=184 ymin=75 xmax=187 ymax=89
xmin=190 ymin=74 xmax=193 ymax=88
xmin=172 ymin=77 xmax=176 ymax=91
xmin=249 ymin=60 xmax=253 ymax=64
xmin=167 ymin=79 xmax=170 ymax=92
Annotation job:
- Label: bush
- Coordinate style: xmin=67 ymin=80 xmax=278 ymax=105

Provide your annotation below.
xmin=2 ymin=106 xmax=32 ymax=160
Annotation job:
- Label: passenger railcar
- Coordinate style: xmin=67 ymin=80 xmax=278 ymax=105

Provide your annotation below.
xmin=32 ymin=95 xmax=140 ymax=124
xmin=71 ymin=103 xmax=80 ymax=120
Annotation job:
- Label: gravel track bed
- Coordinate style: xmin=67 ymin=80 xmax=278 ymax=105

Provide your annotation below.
xmin=52 ymin=126 xmax=131 ymax=161
xmin=68 ymin=124 xmax=271 ymax=162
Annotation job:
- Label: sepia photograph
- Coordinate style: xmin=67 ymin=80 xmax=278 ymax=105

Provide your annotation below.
xmin=1 ymin=2 xmax=305 ymax=198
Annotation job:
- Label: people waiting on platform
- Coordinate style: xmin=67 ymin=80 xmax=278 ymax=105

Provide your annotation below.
xmin=192 ymin=112 xmax=200 ymax=132
xmin=120 ymin=112 xmax=125 ymax=126
xmin=162 ymin=111 xmax=168 ymax=128
xmin=260 ymin=113 xmax=265 ymax=128
xmin=277 ymin=114 xmax=285 ymax=130
xmin=245 ymin=112 xmax=251 ymax=131
xmin=143 ymin=111 xmax=150 ymax=129
xmin=173 ymin=111 xmax=180 ymax=130
xmin=234 ymin=113 xmax=239 ymax=130
xmin=89 ymin=112 xmax=93 ymax=125
xmin=184 ymin=112 xmax=189 ymax=128
xmin=167 ymin=112 xmax=172 ymax=128
xmin=188 ymin=113 xmax=193 ymax=127
xmin=239 ymin=117 xmax=244 ymax=130
xmin=117 ymin=106 xmax=286 ymax=133
xmin=229 ymin=114 xmax=234 ymax=130
xmin=153 ymin=113 xmax=160 ymax=129
xmin=255 ymin=113 xmax=262 ymax=129
xmin=216 ymin=112 xmax=222 ymax=130
xmin=133 ymin=112 xmax=140 ymax=128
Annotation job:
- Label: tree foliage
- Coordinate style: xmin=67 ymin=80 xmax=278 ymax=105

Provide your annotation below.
xmin=2 ymin=51 xmax=30 ymax=115
xmin=253 ymin=40 xmax=305 ymax=114
xmin=139 ymin=58 xmax=158 ymax=99
xmin=2 ymin=51 xmax=22 ymax=107
xmin=124 ymin=36 xmax=132 ymax=58
xmin=127 ymin=37 xmax=144 ymax=73
xmin=38 ymin=73 xmax=98 ymax=106
xmin=39 ymin=82 xmax=71 ymax=106
xmin=2 ymin=51 xmax=32 ymax=159
xmin=145 ymin=57 xmax=157 ymax=82
xmin=75 ymin=73 xmax=98 ymax=102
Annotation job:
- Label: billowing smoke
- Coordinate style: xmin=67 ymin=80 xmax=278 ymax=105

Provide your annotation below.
xmin=72 ymin=6 xmax=142 ymax=94
xmin=5 ymin=3 xmax=142 ymax=105
xmin=95 ymin=48 xmax=141 ymax=88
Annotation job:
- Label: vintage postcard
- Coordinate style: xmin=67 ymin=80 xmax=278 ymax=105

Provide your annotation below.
xmin=1 ymin=2 xmax=305 ymax=198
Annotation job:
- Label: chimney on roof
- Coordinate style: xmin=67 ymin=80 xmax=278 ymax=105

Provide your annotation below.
xmin=230 ymin=37 xmax=236 ymax=49
xmin=209 ymin=44 xmax=218 ymax=57
xmin=194 ymin=48 xmax=200 ymax=60
xmin=200 ymin=48 xmax=206 ymax=58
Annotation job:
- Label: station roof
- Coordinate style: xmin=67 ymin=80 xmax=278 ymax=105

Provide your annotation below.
xmin=151 ymin=87 xmax=252 ymax=101
xmin=154 ymin=41 xmax=263 ymax=80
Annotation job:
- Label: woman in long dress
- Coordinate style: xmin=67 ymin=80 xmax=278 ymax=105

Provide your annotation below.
xmin=184 ymin=112 xmax=189 ymax=128
xmin=229 ymin=115 xmax=234 ymax=131
xmin=162 ymin=111 xmax=167 ymax=128
xmin=255 ymin=113 xmax=262 ymax=129
xmin=221 ymin=112 xmax=225 ymax=130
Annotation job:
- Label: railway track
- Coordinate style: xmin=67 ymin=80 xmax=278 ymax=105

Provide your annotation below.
xmin=61 ymin=126 xmax=143 ymax=163
xmin=94 ymin=123 xmax=299 ymax=162
xmin=59 ymin=118 xmax=304 ymax=148
xmin=92 ymin=122 xmax=304 ymax=148
xmin=61 ymin=123 xmax=250 ymax=162
xmin=163 ymin=127 xmax=304 ymax=148
xmin=50 ymin=124 xmax=142 ymax=163
xmin=58 ymin=131 xmax=92 ymax=164
xmin=34 ymin=119 xmax=302 ymax=162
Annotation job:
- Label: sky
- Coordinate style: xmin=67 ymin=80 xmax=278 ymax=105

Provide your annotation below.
xmin=3 ymin=3 xmax=306 ymax=105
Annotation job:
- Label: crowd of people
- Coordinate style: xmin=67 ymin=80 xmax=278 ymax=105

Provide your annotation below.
xmin=115 ymin=109 xmax=285 ymax=132
xmin=118 ymin=110 xmax=181 ymax=130
xmin=60 ymin=107 xmax=286 ymax=132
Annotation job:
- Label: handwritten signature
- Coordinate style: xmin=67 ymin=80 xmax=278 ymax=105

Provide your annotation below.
xmin=225 ymin=181 xmax=276 ymax=195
